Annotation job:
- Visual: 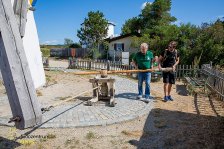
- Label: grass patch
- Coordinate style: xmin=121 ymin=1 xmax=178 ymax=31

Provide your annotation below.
xmin=64 ymin=138 xmax=80 ymax=147
xmin=86 ymin=132 xmax=96 ymax=140
xmin=64 ymin=139 xmax=72 ymax=146
xmin=36 ymin=90 xmax=43 ymax=96
xmin=46 ymin=133 xmax=56 ymax=139
xmin=45 ymin=74 xmax=57 ymax=87
xmin=18 ymin=139 xmax=36 ymax=146
xmin=39 ymin=138 xmax=47 ymax=142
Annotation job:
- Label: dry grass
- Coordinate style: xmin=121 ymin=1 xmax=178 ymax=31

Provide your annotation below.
xmin=36 ymin=90 xmax=43 ymax=96
xmin=18 ymin=139 xmax=36 ymax=146
xmin=45 ymin=74 xmax=57 ymax=87
xmin=121 ymin=130 xmax=143 ymax=137
xmin=59 ymin=96 xmax=72 ymax=101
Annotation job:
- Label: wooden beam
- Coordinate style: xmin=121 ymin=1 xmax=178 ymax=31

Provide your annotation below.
xmin=13 ymin=0 xmax=28 ymax=37
xmin=0 ymin=0 xmax=42 ymax=129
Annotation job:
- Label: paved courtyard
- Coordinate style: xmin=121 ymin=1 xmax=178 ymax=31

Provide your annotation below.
xmin=0 ymin=74 xmax=155 ymax=128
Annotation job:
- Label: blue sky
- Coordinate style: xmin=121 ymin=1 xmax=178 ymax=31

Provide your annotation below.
xmin=34 ymin=0 xmax=224 ymax=45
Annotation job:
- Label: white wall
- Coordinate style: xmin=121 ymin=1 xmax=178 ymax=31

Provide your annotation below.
xmin=107 ymin=24 xmax=115 ymax=38
xmin=109 ymin=37 xmax=132 ymax=52
xmin=9 ymin=0 xmax=46 ymax=88
xmin=108 ymin=36 xmax=138 ymax=59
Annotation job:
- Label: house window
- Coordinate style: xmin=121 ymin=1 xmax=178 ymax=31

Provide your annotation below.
xmin=114 ymin=43 xmax=124 ymax=51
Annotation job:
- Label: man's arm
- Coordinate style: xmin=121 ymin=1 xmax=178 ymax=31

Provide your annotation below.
xmin=151 ymin=54 xmax=154 ymax=69
xmin=173 ymin=56 xmax=180 ymax=71
xmin=132 ymin=59 xmax=138 ymax=69
xmin=132 ymin=53 xmax=138 ymax=69
xmin=158 ymin=55 xmax=163 ymax=70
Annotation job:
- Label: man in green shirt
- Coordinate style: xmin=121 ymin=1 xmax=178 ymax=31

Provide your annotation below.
xmin=133 ymin=43 xmax=154 ymax=102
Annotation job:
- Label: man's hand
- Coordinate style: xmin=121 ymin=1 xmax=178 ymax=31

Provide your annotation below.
xmin=158 ymin=64 xmax=162 ymax=71
xmin=131 ymin=61 xmax=138 ymax=69
xmin=172 ymin=65 xmax=176 ymax=71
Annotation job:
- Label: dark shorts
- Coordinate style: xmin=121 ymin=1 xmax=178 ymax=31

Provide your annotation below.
xmin=162 ymin=72 xmax=175 ymax=84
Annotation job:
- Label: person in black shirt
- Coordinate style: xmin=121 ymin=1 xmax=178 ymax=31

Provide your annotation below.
xmin=159 ymin=41 xmax=180 ymax=102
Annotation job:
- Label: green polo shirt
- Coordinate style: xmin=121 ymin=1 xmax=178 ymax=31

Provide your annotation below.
xmin=133 ymin=51 xmax=154 ymax=69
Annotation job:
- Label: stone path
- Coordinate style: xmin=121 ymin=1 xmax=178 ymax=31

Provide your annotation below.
xmin=0 ymin=75 xmax=155 ymax=128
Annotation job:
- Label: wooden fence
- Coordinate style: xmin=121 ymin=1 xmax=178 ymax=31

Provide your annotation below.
xmin=201 ymin=64 xmax=224 ymax=101
xmin=58 ymin=59 xmax=224 ymax=100
xmin=68 ymin=59 xmax=198 ymax=78
xmin=69 ymin=59 xmax=134 ymax=71
xmin=175 ymin=65 xmax=199 ymax=80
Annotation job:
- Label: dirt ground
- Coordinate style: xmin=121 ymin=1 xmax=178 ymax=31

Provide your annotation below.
xmin=0 ymin=70 xmax=224 ymax=149
xmin=48 ymin=58 xmax=69 ymax=68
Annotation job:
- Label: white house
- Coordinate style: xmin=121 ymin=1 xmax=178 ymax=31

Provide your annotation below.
xmin=105 ymin=33 xmax=141 ymax=61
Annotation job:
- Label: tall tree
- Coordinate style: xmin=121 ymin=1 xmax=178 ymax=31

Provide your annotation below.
xmin=69 ymin=42 xmax=82 ymax=48
xmin=148 ymin=0 xmax=176 ymax=26
xmin=196 ymin=21 xmax=224 ymax=65
xmin=64 ymin=38 xmax=74 ymax=47
xmin=122 ymin=0 xmax=176 ymax=35
xmin=77 ymin=11 xmax=108 ymax=49
xmin=121 ymin=17 xmax=142 ymax=35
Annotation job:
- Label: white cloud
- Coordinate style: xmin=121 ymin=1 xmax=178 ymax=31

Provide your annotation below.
xmin=141 ymin=2 xmax=152 ymax=10
xmin=42 ymin=40 xmax=59 ymax=45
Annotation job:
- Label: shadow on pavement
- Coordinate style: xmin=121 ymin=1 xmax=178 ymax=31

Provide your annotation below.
xmin=176 ymin=84 xmax=188 ymax=96
xmin=115 ymin=93 xmax=138 ymax=100
xmin=0 ymin=137 xmax=20 ymax=149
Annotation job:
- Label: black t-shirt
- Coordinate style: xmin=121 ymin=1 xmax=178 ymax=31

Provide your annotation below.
xmin=160 ymin=49 xmax=179 ymax=67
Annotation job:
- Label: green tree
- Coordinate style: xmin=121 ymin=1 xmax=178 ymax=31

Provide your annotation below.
xmin=69 ymin=42 xmax=82 ymax=48
xmin=121 ymin=17 xmax=142 ymax=35
xmin=64 ymin=38 xmax=74 ymax=47
xmin=122 ymin=0 xmax=176 ymax=35
xmin=77 ymin=11 xmax=108 ymax=49
xmin=196 ymin=20 xmax=224 ymax=65
xmin=123 ymin=0 xmax=177 ymax=55
xmin=147 ymin=0 xmax=176 ymax=26
xmin=176 ymin=23 xmax=199 ymax=64
xmin=123 ymin=1 xmax=224 ymax=66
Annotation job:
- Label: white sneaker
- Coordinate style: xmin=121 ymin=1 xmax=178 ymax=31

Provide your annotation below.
xmin=136 ymin=95 xmax=142 ymax=100
xmin=146 ymin=96 xmax=154 ymax=100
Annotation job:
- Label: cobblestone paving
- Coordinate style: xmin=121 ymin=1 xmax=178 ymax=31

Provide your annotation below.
xmin=0 ymin=76 xmax=155 ymax=128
